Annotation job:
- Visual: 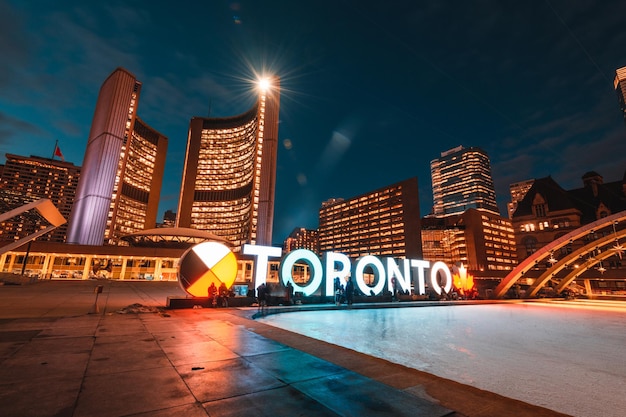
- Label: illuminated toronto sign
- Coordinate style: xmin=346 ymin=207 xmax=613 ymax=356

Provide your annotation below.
xmin=241 ymin=244 xmax=452 ymax=297
xmin=178 ymin=242 xmax=453 ymax=298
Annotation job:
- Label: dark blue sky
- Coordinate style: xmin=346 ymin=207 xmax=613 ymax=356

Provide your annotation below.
xmin=2 ymin=0 xmax=626 ymax=244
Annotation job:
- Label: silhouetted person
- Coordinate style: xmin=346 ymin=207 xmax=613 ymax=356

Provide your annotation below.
xmin=286 ymin=281 xmax=294 ymax=305
xmin=257 ymin=283 xmax=267 ymax=314
xmin=219 ymin=282 xmax=229 ymax=307
xmin=208 ymin=282 xmax=217 ymax=307
xmin=345 ymin=277 xmax=354 ymax=306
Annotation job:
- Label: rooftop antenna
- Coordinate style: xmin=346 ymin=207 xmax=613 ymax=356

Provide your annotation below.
xmin=208 ymin=99 xmax=212 ymax=117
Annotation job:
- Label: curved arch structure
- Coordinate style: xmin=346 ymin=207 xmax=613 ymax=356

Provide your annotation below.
xmin=494 ymin=210 xmax=626 ymax=298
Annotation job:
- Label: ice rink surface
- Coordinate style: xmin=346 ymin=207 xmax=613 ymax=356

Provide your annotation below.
xmin=259 ymin=300 xmax=626 ymax=417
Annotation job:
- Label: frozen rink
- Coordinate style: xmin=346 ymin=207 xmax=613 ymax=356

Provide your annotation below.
xmin=258 ymin=300 xmax=626 ymax=417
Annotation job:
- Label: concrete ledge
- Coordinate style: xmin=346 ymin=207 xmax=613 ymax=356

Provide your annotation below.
xmin=167 ymin=296 xmax=255 ymax=309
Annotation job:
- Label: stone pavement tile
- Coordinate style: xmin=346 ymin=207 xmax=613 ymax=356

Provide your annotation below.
xmin=87 ymin=336 xmax=171 ymax=376
xmin=0 ymin=317 xmax=56 ymax=330
xmin=140 ymin=316 xmax=197 ymax=334
xmin=95 ymin=315 xmax=149 ymax=336
xmin=0 ymin=329 xmax=41 ymax=358
xmin=0 ymin=375 xmax=82 ymax=417
xmin=0 ymin=351 xmax=89 ymax=382
xmin=0 ymin=340 xmax=25 ymax=358
xmin=246 ymin=349 xmax=346 ymax=384
xmin=203 ymin=385 xmax=342 ymax=417
xmin=177 ymin=357 xmax=286 ymax=402
xmin=293 ymin=372 xmax=455 ymax=417
xmin=209 ymin=328 xmax=291 ymax=357
xmin=152 ymin=329 xmax=216 ymax=347
xmin=73 ymin=366 xmax=195 ymax=417
xmin=36 ymin=316 xmax=99 ymax=338
xmin=196 ymin=319 xmax=242 ymax=338
xmin=127 ymin=402 xmax=210 ymax=417
xmin=161 ymin=339 xmax=239 ymax=367
xmin=13 ymin=335 xmax=94 ymax=356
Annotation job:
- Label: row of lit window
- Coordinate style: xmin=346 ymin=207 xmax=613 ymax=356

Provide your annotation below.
xmin=486 ymin=257 xmax=515 ymax=264
xmin=321 ymin=197 xmax=403 ymax=214
xmin=319 ymin=224 xmax=406 ymax=237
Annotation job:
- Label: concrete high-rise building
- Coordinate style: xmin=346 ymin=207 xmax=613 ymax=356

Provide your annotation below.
xmin=177 ymin=76 xmax=280 ymax=249
xmin=0 ymin=153 xmax=80 ymax=243
xmin=421 ymin=209 xmax=517 ymax=273
xmin=507 ymin=179 xmax=535 ymax=218
xmin=67 ymin=68 xmax=168 ymax=245
xmin=318 ymin=178 xmax=422 ymax=259
xmin=283 ymin=227 xmax=319 ymax=255
xmin=614 ymin=66 xmax=626 ymax=125
xmin=430 ymin=145 xmax=499 ymax=217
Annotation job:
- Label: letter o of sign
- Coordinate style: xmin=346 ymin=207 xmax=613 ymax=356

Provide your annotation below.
xmin=430 ymin=261 xmax=452 ymax=295
xmin=279 ymin=249 xmax=323 ymax=296
xmin=354 ymin=255 xmax=386 ymax=295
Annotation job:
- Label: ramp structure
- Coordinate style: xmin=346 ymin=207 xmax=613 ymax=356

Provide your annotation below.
xmin=0 ymin=199 xmax=66 ymax=255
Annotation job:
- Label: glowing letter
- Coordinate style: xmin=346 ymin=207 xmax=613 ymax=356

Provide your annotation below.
xmin=279 ymin=249 xmax=323 ymax=296
xmin=354 ymin=255 xmax=386 ymax=295
xmin=324 ymin=252 xmax=352 ymax=296
xmin=430 ymin=261 xmax=452 ymax=295
xmin=386 ymin=258 xmax=411 ymax=294
xmin=242 ymin=244 xmax=282 ymax=287
xmin=410 ymin=259 xmax=429 ymax=295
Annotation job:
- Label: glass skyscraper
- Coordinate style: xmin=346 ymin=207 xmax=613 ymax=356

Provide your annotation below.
xmin=430 ymin=145 xmax=499 ymax=217
xmin=66 ymin=68 xmax=168 ymax=245
xmin=614 ymin=66 xmax=626 ymax=126
xmin=177 ymin=77 xmax=280 ymax=249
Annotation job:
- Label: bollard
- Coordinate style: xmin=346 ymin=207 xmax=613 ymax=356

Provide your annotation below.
xmin=89 ymin=285 xmax=104 ymax=314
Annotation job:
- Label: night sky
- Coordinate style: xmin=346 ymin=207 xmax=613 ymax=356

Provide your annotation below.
xmin=2 ymin=1 xmax=626 ymax=245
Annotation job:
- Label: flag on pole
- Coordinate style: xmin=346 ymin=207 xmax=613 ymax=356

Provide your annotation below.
xmin=54 ymin=144 xmax=65 ymax=162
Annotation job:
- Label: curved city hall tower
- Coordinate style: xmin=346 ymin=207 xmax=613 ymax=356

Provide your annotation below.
xmin=177 ymin=77 xmax=280 ymax=249
xmin=67 ymin=68 xmax=167 ymax=245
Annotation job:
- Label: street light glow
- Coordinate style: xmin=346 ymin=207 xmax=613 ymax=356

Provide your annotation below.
xmin=258 ymin=78 xmax=271 ymax=91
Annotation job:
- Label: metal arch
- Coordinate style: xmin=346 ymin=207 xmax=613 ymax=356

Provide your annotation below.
xmin=494 ymin=210 xmax=626 ymax=298
xmin=554 ymin=247 xmax=620 ymax=294
xmin=525 ymin=229 xmax=626 ymax=297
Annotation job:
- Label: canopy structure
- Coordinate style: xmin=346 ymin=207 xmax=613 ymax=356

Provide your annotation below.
xmin=121 ymin=227 xmax=231 ymax=248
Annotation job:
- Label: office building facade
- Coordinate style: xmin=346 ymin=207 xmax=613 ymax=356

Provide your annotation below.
xmin=318 ymin=178 xmax=422 ymax=259
xmin=512 ymin=171 xmax=626 ymax=261
xmin=430 ymin=145 xmax=499 ymax=216
xmin=0 ymin=154 xmax=80 ymax=243
xmin=421 ymin=209 xmax=517 ymax=272
xmin=283 ymin=227 xmax=319 ymax=255
xmin=507 ymin=179 xmax=535 ymax=218
xmin=177 ymin=77 xmax=280 ymax=249
xmin=67 ymin=68 xmax=167 ymax=245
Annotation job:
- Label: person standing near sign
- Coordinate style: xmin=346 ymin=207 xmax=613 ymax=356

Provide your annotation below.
xmin=219 ymin=282 xmax=229 ymax=307
xmin=345 ymin=277 xmax=354 ymax=306
xmin=257 ymin=283 xmax=267 ymax=314
xmin=208 ymin=282 xmax=217 ymax=307
xmin=286 ymin=281 xmax=294 ymax=305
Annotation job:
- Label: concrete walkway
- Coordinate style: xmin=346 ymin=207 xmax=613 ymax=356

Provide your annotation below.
xmin=0 ymin=280 xmax=571 ymax=417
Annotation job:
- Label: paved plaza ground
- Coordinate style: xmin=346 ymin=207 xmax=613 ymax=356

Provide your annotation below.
xmin=0 ymin=280 xmax=573 ymax=417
